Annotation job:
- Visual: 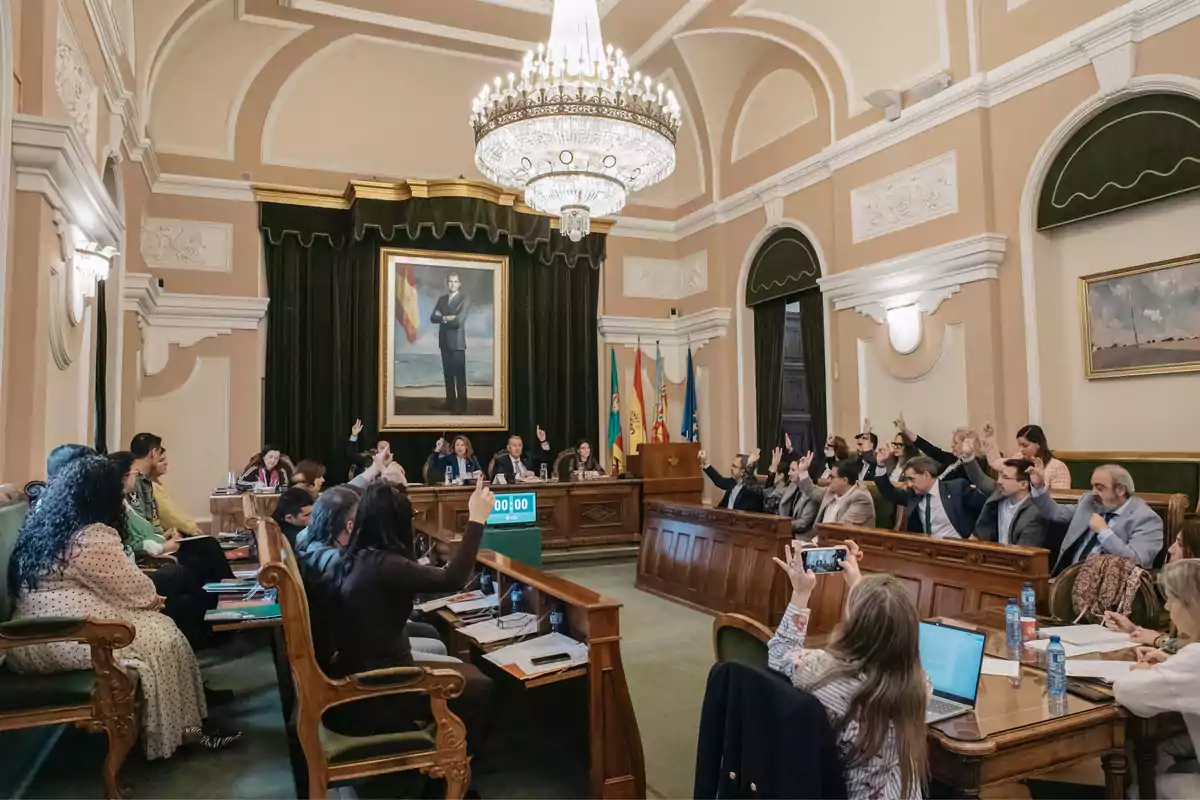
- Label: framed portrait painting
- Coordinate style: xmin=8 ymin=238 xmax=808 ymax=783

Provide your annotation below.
xmin=1079 ymin=253 xmax=1200 ymax=379
xmin=379 ymin=248 xmax=508 ymax=430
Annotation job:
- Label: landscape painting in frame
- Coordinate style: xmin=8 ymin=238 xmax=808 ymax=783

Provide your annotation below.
xmin=379 ymin=248 xmax=508 ymax=430
xmin=1080 ymin=253 xmax=1200 ymax=379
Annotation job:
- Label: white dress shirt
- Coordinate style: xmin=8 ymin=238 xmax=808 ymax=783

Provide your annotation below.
xmin=510 ymin=455 xmax=527 ymax=477
xmin=821 ymin=491 xmax=844 ymax=523
xmin=457 ymin=457 xmax=469 ymax=477
xmin=727 ymin=484 xmax=743 ymax=509
xmin=924 ymin=481 xmax=959 ymax=539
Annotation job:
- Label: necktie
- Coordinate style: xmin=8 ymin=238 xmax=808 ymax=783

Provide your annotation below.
xmin=924 ymin=495 xmax=933 ymax=534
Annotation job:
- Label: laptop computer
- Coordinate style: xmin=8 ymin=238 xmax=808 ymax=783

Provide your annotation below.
xmin=919 ymin=620 xmax=988 ymax=724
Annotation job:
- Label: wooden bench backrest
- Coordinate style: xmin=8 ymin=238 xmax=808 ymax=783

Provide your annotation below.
xmin=1058 ymin=451 xmax=1200 ymax=513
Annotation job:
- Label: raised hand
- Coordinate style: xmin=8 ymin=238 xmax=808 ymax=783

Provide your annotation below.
xmin=697 ymin=449 xmax=708 ymax=466
xmin=842 ymin=540 xmax=865 ymax=589
xmin=748 ymin=448 xmax=761 ymax=466
xmin=770 ymin=447 xmax=783 ymax=473
xmin=371 ymin=448 xmax=393 ymax=473
xmin=351 ymin=419 xmax=364 ymax=438
xmin=862 ymin=417 xmax=872 ymax=434
xmin=1028 ymin=457 xmax=1046 ymax=488
xmin=784 ymin=432 xmax=793 ymax=452
xmin=467 ymin=475 xmax=495 ymax=524
xmin=772 ymin=541 xmax=817 ymax=603
xmin=796 ymin=450 xmax=814 ymax=473
xmin=435 ymin=437 xmax=448 ymax=454
xmin=960 ymin=436 xmax=976 ymax=459
xmin=895 ymin=413 xmax=915 ymax=440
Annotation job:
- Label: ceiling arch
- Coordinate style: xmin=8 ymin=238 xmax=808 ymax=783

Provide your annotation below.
xmin=732 ymin=68 xmax=817 ymax=162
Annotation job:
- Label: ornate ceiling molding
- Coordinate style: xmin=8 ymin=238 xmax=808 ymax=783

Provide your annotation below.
xmin=850 ymin=150 xmax=958 ymax=243
xmin=598 ymin=307 xmax=730 ymax=384
xmin=818 ymin=233 xmax=1007 ymax=323
xmin=123 ymin=273 xmax=269 ymax=376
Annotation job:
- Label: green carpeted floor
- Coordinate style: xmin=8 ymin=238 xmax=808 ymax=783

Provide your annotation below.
xmin=19 ymin=561 xmax=713 ymax=799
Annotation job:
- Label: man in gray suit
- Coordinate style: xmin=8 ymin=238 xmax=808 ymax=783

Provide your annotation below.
xmin=793 ymin=452 xmax=876 ymax=530
xmin=1028 ymin=459 xmax=1163 ymax=576
xmin=430 ymin=272 xmax=469 ymax=413
xmin=960 ymin=448 xmax=1048 ymax=548
xmin=767 ymin=454 xmax=819 ymax=540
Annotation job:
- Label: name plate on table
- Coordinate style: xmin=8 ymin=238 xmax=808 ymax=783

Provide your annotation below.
xmin=488 ymin=492 xmax=536 ymax=525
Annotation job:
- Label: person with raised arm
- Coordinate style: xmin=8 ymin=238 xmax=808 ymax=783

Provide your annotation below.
xmin=699 ymin=447 xmax=765 ymax=512
xmin=791 ymin=449 xmax=875 ymax=530
xmin=493 ymin=426 xmax=552 ymax=483
xmin=426 ymin=435 xmax=482 ymax=483
xmin=980 ymin=422 xmax=1071 ymax=489
xmin=764 ymin=447 xmax=819 ymax=537
xmin=872 ymin=441 xmax=988 ymax=540
xmin=958 ymin=436 xmax=1048 ymax=548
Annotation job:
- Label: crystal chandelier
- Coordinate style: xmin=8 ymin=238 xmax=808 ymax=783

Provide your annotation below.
xmin=471 ymin=0 xmax=683 ymax=241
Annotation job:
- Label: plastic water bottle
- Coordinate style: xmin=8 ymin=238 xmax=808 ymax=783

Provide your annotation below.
xmin=444 ymin=466 xmax=453 ymax=485
xmin=1005 ymin=598 xmax=1021 ymax=648
xmin=1047 ymin=635 xmax=1067 ymax=697
xmin=550 ymin=603 xmax=564 ymax=633
xmin=509 ymin=583 xmax=525 ymax=614
xmin=1020 ymin=582 xmax=1036 ymax=619
xmin=479 ymin=572 xmax=493 ymax=595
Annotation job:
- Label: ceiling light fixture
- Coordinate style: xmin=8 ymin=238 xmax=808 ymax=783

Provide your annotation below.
xmin=471 ymin=0 xmax=683 ymax=241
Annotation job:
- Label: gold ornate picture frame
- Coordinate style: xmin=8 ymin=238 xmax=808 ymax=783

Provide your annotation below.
xmin=1079 ymin=252 xmax=1200 ymax=380
xmin=378 ymin=248 xmax=509 ymax=430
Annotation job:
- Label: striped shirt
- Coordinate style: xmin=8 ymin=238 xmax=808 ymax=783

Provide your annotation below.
xmin=767 ymin=603 xmax=921 ymax=800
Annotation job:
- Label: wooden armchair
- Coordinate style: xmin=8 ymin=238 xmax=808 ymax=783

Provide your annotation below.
xmin=712 ymin=613 xmax=773 ymax=669
xmin=256 ymin=522 xmax=470 ymax=798
xmin=487 ymin=449 xmax=508 ymax=480
xmin=551 ymin=448 xmax=577 ymax=481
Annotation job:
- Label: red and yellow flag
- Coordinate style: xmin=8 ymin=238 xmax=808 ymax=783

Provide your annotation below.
xmin=629 ymin=345 xmax=648 ymax=454
xmin=396 ymin=263 xmax=420 ymax=343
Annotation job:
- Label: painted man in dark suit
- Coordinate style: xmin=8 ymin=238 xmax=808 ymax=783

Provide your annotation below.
xmin=430 ymin=271 xmax=469 ymax=413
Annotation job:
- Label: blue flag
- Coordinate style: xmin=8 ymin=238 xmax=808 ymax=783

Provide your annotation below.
xmin=680 ymin=347 xmax=700 ymax=443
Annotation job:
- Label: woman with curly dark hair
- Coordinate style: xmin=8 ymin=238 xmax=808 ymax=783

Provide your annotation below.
xmin=6 ymin=456 xmax=239 ymax=757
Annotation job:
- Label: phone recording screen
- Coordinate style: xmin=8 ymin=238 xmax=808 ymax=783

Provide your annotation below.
xmin=800 ymin=547 xmax=846 ymax=574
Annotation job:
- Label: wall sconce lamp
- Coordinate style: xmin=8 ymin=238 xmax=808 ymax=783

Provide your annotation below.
xmin=67 ymin=226 xmax=119 ymax=325
xmin=885 ymin=303 xmax=922 ymax=354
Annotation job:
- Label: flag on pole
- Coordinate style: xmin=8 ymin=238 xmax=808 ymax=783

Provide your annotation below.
xmin=629 ymin=343 xmax=648 ymax=454
xmin=681 ymin=347 xmax=700 ymax=443
xmin=396 ymin=262 xmax=420 ymax=343
xmin=651 ymin=341 xmax=670 ymax=443
xmin=608 ymin=349 xmax=625 ymax=474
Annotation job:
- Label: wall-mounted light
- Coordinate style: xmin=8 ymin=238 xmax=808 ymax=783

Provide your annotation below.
xmin=66 ymin=226 xmax=119 ymax=325
xmin=886 ymin=303 xmax=922 ymax=354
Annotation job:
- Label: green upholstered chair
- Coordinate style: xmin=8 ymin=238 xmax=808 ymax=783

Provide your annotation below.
xmin=712 ymin=613 xmax=773 ymax=669
xmin=256 ymin=519 xmax=470 ymax=799
xmin=0 ymin=500 xmax=139 ymax=800
xmin=1048 ymin=561 xmax=1162 ymax=629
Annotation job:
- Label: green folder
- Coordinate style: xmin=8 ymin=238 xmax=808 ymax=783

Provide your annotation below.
xmin=205 ymin=603 xmax=281 ymax=622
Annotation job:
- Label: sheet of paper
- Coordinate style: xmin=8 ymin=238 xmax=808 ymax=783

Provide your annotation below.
xmin=1066 ymin=659 xmax=1137 ymax=683
xmin=417 ymin=590 xmax=484 ymax=613
xmin=448 ymin=594 xmax=499 ymax=614
xmin=1038 ymin=624 xmax=1132 ymax=647
xmin=483 ymin=633 xmax=589 ymax=676
xmin=981 ymin=657 xmax=1020 ymax=677
xmin=458 ymin=612 xmax=537 ymax=644
xmin=1024 ymin=638 xmax=1134 ymax=657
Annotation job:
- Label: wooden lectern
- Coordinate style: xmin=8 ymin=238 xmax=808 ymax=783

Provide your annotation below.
xmin=627 ymin=442 xmax=703 ymax=505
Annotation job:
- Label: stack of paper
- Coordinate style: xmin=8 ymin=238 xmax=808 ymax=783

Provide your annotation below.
xmin=483 ymin=633 xmax=589 ymax=676
xmin=1024 ymin=637 xmax=1134 ymax=657
xmin=1065 ymin=659 xmax=1137 ymax=683
xmin=417 ymin=590 xmax=483 ymax=613
xmin=1039 ymin=625 xmax=1135 ymax=647
xmin=458 ymin=613 xmax=538 ymax=645
xmin=981 ymin=657 xmax=1020 ymax=677
xmin=448 ymin=594 xmax=499 ymax=614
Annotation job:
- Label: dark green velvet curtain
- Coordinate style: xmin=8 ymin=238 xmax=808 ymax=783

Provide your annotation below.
xmin=754 ymin=298 xmax=786 ymax=461
xmin=260 ymin=199 xmax=601 ymax=483
xmin=797 ymin=288 xmax=827 ymax=456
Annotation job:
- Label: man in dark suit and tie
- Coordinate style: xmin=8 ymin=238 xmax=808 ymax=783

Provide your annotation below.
xmin=430 ymin=271 xmax=469 ymax=413
xmin=873 ymin=450 xmax=988 ymax=539
xmin=1026 ymin=459 xmax=1162 ymax=575
xmin=699 ymin=448 xmax=764 ymax=512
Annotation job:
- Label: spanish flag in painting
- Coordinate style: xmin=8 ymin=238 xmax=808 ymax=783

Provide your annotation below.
xmin=396 ymin=261 xmax=420 ymax=344
xmin=608 ymin=349 xmax=624 ymax=474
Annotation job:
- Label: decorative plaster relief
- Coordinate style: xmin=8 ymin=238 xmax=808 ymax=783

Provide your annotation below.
xmin=622 ymin=251 xmax=708 ymax=300
xmin=598 ymin=307 xmax=730 ymax=384
xmin=124 ymin=272 xmax=268 ymax=376
xmin=55 ymin=3 xmax=98 ymax=158
xmin=851 ymin=151 xmax=958 ymax=243
xmin=140 ymin=217 xmax=233 ymax=272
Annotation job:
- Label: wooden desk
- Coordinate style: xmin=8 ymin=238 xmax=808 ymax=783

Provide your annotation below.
xmin=635 ymin=500 xmax=792 ymax=626
xmin=415 ymin=519 xmax=646 ymax=799
xmin=932 ymin=608 xmax=1185 ymax=799
xmin=210 ymin=490 xmax=280 ymax=535
xmin=808 ymin=524 xmax=1052 ymax=635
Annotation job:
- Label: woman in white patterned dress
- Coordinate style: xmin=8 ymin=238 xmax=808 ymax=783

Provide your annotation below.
xmin=6 ymin=455 xmax=238 ymax=758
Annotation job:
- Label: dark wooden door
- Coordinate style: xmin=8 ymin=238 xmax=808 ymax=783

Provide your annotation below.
xmin=780 ymin=304 xmax=814 ymax=454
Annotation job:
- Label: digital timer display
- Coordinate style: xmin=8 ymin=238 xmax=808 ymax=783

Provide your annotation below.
xmin=487 ymin=492 xmax=537 ymax=525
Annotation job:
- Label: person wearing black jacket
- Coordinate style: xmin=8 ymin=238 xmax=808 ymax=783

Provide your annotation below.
xmin=492 ymin=428 xmax=552 ymax=482
xmin=894 ymin=413 xmax=987 ymax=482
xmin=699 ymin=448 xmax=765 ymax=512
xmin=873 ymin=449 xmax=988 ymax=539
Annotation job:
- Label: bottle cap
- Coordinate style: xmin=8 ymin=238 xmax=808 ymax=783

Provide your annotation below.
xmin=1049 ymin=635 xmax=1061 ymax=643
xmin=1009 ymin=597 xmax=1018 ymax=603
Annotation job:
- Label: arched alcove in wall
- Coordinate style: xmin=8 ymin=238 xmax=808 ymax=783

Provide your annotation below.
xmin=744 ymin=227 xmax=825 ymax=459
xmin=1025 ymin=87 xmax=1200 ymax=453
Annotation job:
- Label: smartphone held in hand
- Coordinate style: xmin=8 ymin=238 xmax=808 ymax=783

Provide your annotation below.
xmin=800 ymin=546 xmax=848 ymax=574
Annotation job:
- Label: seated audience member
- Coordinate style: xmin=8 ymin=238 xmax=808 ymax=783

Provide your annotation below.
xmin=765 ymin=448 xmax=819 ymax=538
xmin=290 ymin=459 xmax=326 ymax=497
xmin=493 ymin=428 xmax=552 ymax=483
xmin=959 ymin=440 xmax=1047 ymax=547
xmin=323 ymin=478 xmax=493 ymax=748
xmin=818 ymin=435 xmax=853 ymax=485
xmin=237 ymin=445 xmax=290 ymax=491
xmin=873 ymin=448 xmax=987 ymax=540
xmin=427 ymin=435 xmax=482 ymax=483
xmin=139 ymin=442 xmax=202 ymax=536
xmin=273 ymin=487 xmax=314 ymax=548
xmin=768 ymin=540 xmax=927 ymax=799
xmin=563 ymin=439 xmax=603 ymax=478
xmin=1104 ymin=516 xmax=1200 ymax=649
xmin=894 ymin=414 xmax=985 ymax=481
xmin=983 ymin=423 xmax=1071 ymax=490
xmin=793 ymin=452 xmax=876 ymax=530
xmin=699 ymin=448 xmax=764 ymax=512
xmin=1027 ymin=459 xmax=1162 ymax=574
xmin=6 ymin=455 xmax=239 ymax=756
xmin=1113 ymin=559 xmax=1200 ymax=799
xmin=128 ymin=432 xmax=167 ymax=530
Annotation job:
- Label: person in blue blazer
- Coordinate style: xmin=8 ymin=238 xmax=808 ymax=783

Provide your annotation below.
xmin=427 ymin=435 xmax=482 ymax=484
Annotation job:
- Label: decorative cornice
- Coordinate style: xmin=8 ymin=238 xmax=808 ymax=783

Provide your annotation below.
xmin=152 ymin=173 xmax=257 ymax=202
xmin=598 ymin=307 xmax=731 ymax=384
xmin=818 ymin=233 xmax=1007 ymax=323
xmin=11 ymin=115 xmax=122 ymax=244
xmin=123 ymin=273 xmax=269 ymax=376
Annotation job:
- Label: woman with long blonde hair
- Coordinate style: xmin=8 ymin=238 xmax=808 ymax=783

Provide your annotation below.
xmin=769 ymin=542 xmax=928 ymax=799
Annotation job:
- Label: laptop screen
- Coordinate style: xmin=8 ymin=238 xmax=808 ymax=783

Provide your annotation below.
xmin=919 ymin=621 xmax=987 ymax=706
